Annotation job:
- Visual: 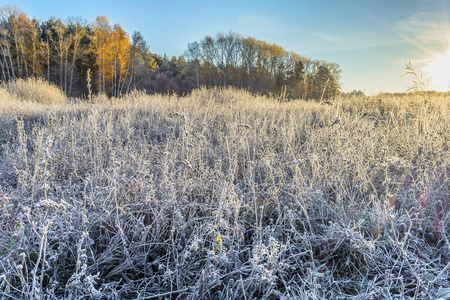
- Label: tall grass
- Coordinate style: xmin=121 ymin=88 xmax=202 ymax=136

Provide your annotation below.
xmin=2 ymin=77 xmax=67 ymax=105
xmin=0 ymin=87 xmax=449 ymax=299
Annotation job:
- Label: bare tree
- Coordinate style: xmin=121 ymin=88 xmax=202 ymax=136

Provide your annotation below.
xmin=0 ymin=28 xmax=15 ymax=80
xmin=53 ymin=19 xmax=70 ymax=92
xmin=67 ymin=17 xmax=86 ymax=97
xmin=185 ymin=41 xmax=201 ymax=88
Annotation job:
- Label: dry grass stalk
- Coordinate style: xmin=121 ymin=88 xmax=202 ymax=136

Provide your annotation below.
xmin=0 ymin=87 xmax=448 ymax=299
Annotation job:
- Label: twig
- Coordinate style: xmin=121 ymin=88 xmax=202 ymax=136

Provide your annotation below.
xmin=139 ymin=287 xmax=189 ymax=299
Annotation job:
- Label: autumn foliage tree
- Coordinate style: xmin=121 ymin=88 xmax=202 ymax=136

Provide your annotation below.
xmin=0 ymin=6 xmax=342 ymax=100
xmin=92 ymin=17 xmax=131 ymax=97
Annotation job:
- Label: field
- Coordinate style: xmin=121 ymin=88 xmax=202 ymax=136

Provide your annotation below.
xmin=0 ymin=81 xmax=449 ymax=299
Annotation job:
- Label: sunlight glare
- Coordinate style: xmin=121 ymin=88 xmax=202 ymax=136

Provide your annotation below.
xmin=425 ymin=51 xmax=450 ymax=91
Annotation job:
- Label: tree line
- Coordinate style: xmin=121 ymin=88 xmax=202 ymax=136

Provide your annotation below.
xmin=184 ymin=33 xmax=341 ymax=100
xmin=0 ymin=5 xmax=342 ymax=100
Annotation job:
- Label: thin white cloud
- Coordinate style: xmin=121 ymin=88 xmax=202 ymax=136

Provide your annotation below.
xmin=306 ymin=31 xmax=405 ymax=54
xmin=394 ymin=12 xmax=450 ymax=40
xmin=314 ymin=32 xmax=343 ymax=44
xmin=310 ymin=11 xmax=450 ymax=56
xmin=393 ymin=12 xmax=450 ymax=55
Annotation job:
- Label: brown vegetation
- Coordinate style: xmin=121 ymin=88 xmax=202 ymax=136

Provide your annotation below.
xmin=0 ymin=85 xmax=448 ymax=299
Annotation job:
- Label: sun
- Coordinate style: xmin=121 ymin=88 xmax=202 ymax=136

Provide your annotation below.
xmin=425 ymin=51 xmax=450 ymax=91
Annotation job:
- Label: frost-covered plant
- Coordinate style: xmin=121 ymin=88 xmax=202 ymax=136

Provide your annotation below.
xmin=0 ymin=87 xmax=448 ymax=299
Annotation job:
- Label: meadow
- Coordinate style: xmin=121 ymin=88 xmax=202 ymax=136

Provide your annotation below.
xmin=0 ymin=79 xmax=449 ymax=299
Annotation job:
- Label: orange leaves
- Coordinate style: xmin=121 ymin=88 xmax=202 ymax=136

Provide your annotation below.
xmin=112 ymin=24 xmax=131 ymax=75
xmin=93 ymin=17 xmax=131 ymax=96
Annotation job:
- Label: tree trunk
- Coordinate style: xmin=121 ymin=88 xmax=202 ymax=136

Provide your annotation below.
xmin=3 ymin=42 xmax=15 ymax=80
xmin=12 ymin=34 xmax=21 ymax=78
xmin=118 ymin=64 xmax=129 ymax=96
xmin=69 ymin=48 xmax=77 ymax=97
xmin=196 ymin=62 xmax=199 ymax=88
xmin=20 ymin=38 xmax=28 ymax=78
xmin=127 ymin=60 xmax=133 ymax=94
xmin=113 ymin=50 xmax=117 ymax=97
xmin=59 ymin=40 xmax=63 ymax=89
xmin=69 ymin=35 xmax=81 ymax=97
xmin=64 ymin=48 xmax=68 ymax=94
xmin=47 ymin=44 xmax=50 ymax=83
xmin=32 ymin=34 xmax=36 ymax=76
xmin=0 ymin=58 xmax=6 ymax=81
xmin=2 ymin=55 xmax=11 ymax=81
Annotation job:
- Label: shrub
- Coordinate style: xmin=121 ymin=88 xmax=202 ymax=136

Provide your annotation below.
xmin=3 ymin=77 xmax=67 ymax=105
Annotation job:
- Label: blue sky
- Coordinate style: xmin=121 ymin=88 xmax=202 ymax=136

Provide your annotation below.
xmin=6 ymin=0 xmax=450 ymax=93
